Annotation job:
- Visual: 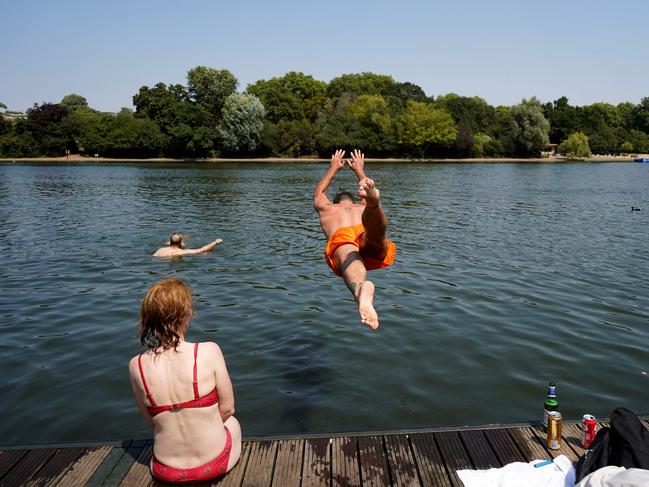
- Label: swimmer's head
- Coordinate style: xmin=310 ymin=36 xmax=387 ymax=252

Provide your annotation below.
xmin=140 ymin=278 xmax=193 ymax=353
xmin=333 ymin=191 xmax=355 ymax=204
xmin=169 ymin=232 xmax=184 ymax=248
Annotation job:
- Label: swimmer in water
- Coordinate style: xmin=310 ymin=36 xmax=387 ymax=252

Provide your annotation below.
xmin=153 ymin=233 xmax=223 ymax=257
xmin=313 ymin=149 xmax=397 ymax=329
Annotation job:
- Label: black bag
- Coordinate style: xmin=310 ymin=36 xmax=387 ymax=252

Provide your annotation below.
xmin=608 ymin=407 xmax=649 ymax=469
xmin=575 ymin=426 xmax=610 ymax=482
xmin=575 ymin=407 xmax=649 ymax=483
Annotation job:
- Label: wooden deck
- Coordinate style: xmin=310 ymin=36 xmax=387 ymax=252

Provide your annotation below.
xmin=2 ymin=419 xmax=647 ymax=486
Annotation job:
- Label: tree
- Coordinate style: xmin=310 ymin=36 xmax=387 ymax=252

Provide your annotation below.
xmin=627 ymin=130 xmax=649 ymax=153
xmin=632 ymin=97 xmax=649 ymax=133
xmin=247 ymin=71 xmax=326 ymax=123
xmin=543 ymin=96 xmax=580 ymax=144
xmin=0 ymin=102 xmax=7 ymax=136
xmin=510 ymin=97 xmax=550 ymax=156
xmin=385 ymin=82 xmax=427 ymax=102
xmin=60 ymin=94 xmax=88 ymax=111
xmin=133 ymin=82 xmax=214 ymax=157
xmin=558 ymin=132 xmax=591 ymax=159
xmin=346 ymin=95 xmax=396 ymax=154
xmin=25 ymin=103 xmax=73 ymax=155
xmin=472 ymin=132 xmax=493 ymax=157
xmin=261 ymin=119 xmax=316 ymax=157
xmin=104 ymin=111 xmax=166 ymax=157
xmin=186 ymin=66 xmax=238 ymax=119
xmin=620 ymin=141 xmax=633 ymax=153
xmin=314 ymin=94 xmax=362 ymax=154
xmin=397 ymin=101 xmax=457 ymax=157
xmin=436 ymin=94 xmax=496 ymax=135
xmin=455 ymin=123 xmax=475 ymax=156
xmin=217 ymin=94 xmax=265 ymax=153
xmin=327 ymin=72 xmax=396 ymax=98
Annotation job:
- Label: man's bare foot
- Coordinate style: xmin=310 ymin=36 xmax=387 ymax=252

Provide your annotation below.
xmin=355 ymin=280 xmax=379 ymax=329
xmin=358 ymin=178 xmax=380 ymax=208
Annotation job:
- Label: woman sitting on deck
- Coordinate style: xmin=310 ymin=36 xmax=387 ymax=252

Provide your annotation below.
xmin=128 ymin=278 xmax=241 ymax=484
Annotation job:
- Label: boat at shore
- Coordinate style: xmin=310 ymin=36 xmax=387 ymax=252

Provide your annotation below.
xmin=634 ymin=157 xmax=649 ymax=162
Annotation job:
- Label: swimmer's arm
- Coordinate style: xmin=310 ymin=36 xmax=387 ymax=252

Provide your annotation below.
xmin=181 ymin=239 xmax=223 ymax=255
xmin=210 ymin=343 xmax=235 ymax=422
xmin=128 ymin=358 xmax=154 ymax=427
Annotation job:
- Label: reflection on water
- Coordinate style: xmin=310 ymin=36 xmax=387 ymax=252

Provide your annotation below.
xmin=0 ymin=161 xmax=648 ymax=444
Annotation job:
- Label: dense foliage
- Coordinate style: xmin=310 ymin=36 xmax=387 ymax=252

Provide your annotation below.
xmin=558 ymin=132 xmax=592 ymax=159
xmin=1 ymin=68 xmax=649 ymax=158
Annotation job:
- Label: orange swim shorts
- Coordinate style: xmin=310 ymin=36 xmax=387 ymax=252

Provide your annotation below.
xmin=324 ymin=223 xmax=397 ymax=276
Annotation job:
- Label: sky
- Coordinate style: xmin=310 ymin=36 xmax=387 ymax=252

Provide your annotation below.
xmin=2 ymin=0 xmax=648 ymax=112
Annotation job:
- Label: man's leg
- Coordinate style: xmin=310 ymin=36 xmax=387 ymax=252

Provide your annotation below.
xmin=334 ymin=244 xmax=380 ymax=329
xmin=358 ymin=178 xmax=388 ymax=260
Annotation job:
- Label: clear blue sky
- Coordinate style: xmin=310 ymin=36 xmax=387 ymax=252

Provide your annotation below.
xmin=2 ymin=0 xmax=647 ymax=112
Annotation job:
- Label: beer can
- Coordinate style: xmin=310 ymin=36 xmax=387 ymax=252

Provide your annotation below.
xmin=581 ymin=414 xmax=597 ymax=449
xmin=546 ymin=411 xmax=563 ymax=450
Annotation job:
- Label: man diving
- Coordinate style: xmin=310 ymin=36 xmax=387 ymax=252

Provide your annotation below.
xmin=313 ymin=149 xmax=396 ymax=329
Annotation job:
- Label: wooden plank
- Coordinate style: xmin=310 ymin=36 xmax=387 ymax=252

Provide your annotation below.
xmin=301 ymin=438 xmax=330 ymax=487
xmin=384 ymin=434 xmax=420 ymax=487
xmin=213 ymin=441 xmax=251 ymax=487
xmin=507 ymin=427 xmax=550 ymax=461
xmin=102 ymin=441 xmax=147 ymax=487
xmin=56 ymin=446 xmax=112 ymax=487
xmin=410 ymin=433 xmax=452 ymax=487
xmin=270 ymin=439 xmax=303 ymax=487
xmin=562 ymin=423 xmax=588 ymax=459
xmin=530 ymin=425 xmax=578 ymax=462
xmin=25 ymin=447 xmax=85 ymax=487
xmin=331 ymin=436 xmax=360 ymax=487
xmin=241 ymin=440 xmax=277 ymax=487
xmin=459 ymin=430 xmax=500 ymax=469
xmin=119 ymin=443 xmax=154 ymax=487
xmin=483 ymin=429 xmax=526 ymax=465
xmin=85 ymin=441 xmax=132 ymax=487
xmin=434 ymin=431 xmax=473 ymax=487
xmin=357 ymin=435 xmax=389 ymax=487
xmin=0 ymin=448 xmax=56 ymax=486
xmin=0 ymin=449 xmax=29 ymax=479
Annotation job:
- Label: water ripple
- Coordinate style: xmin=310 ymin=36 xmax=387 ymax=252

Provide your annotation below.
xmin=0 ymin=162 xmax=648 ymax=443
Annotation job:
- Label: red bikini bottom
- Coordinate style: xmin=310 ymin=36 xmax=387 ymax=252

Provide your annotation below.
xmin=151 ymin=427 xmax=232 ymax=484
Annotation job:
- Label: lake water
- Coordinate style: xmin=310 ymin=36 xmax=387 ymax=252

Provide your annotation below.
xmin=0 ymin=161 xmax=648 ymax=445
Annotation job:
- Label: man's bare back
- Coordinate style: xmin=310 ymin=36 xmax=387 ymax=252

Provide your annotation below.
xmin=318 ymin=201 xmax=365 ymax=238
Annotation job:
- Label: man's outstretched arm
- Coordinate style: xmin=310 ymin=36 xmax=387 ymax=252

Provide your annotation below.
xmin=182 ymin=239 xmax=223 ymax=255
xmin=348 ymin=149 xmax=368 ymax=181
xmin=313 ymin=149 xmax=346 ymax=211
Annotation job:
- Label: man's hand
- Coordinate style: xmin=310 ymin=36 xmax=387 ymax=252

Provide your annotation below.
xmin=330 ymin=149 xmax=346 ymax=171
xmin=348 ymin=149 xmax=366 ymax=179
xmin=205 ymin=239 xmax=223 ymax=251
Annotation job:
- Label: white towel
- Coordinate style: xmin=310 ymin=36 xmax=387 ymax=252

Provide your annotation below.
xmin=457 ymin=455 xmax=575 ymax=487
xmin=576 ymin=466 xmax=649 ymax=487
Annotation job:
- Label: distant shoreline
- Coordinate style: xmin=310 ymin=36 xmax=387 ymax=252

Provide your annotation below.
xmin=1 ymin=154 xmax=646 ymax=164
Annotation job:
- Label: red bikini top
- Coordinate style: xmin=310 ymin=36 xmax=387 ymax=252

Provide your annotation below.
xmin=138 ymin=343 xmax=218 ymax=417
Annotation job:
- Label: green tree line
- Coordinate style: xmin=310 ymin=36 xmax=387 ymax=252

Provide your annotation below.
xmin=2 ymin=67 xmax=649 ymax=158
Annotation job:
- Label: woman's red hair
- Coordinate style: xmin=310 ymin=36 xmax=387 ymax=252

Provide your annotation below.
xmin=140 ymin=278 xmax=193 ymax=353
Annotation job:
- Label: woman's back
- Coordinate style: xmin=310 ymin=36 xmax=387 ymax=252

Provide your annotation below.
xmin=130 ymin=340 xmax=231 ymax=468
